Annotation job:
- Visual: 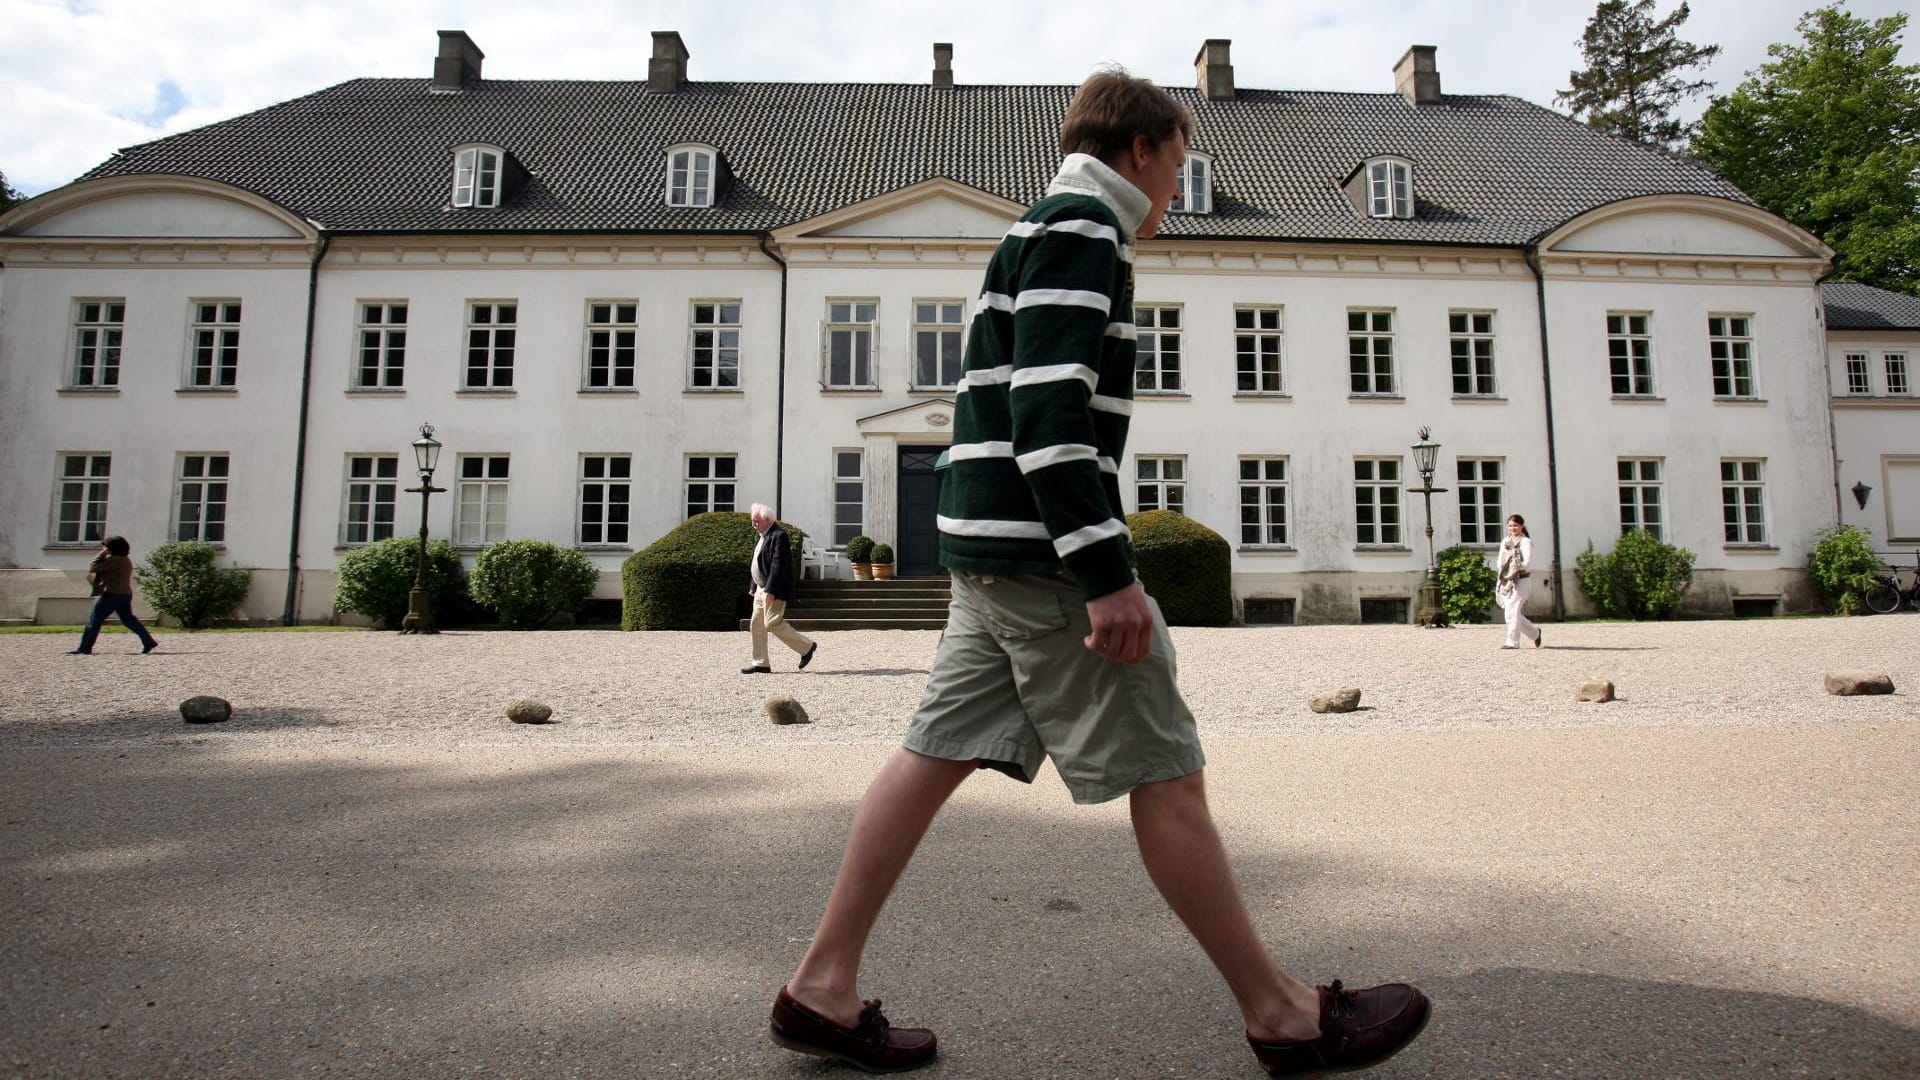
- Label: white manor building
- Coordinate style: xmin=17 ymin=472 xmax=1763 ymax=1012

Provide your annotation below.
xmin=0 ymin=30 xmax=1887 ymax=625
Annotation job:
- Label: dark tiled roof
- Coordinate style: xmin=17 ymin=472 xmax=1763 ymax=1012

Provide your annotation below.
xmin=78 ymin=78 xmax=1752 ymax=244
xmin=1823 ymin=281 xmax=1920 ymax=331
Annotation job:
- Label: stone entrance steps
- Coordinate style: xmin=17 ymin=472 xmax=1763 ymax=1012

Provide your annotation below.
xmin=740 ymin=576 xmax=951 ymax=631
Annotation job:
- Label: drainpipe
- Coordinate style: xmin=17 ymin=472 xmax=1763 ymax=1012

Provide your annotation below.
xmin=1523 ymin=244 xmax=1567 ymax=620
xmin=281 ymin=229 xmax=331 ymax=625
xmin=757 ymin=233 xmax=790 ymax=518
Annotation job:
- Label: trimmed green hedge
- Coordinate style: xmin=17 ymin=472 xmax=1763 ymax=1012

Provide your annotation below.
xmin=333 ymin=536 xmax=469 ymax=629
xmin=135 ymin=541 xmax=252 ymax=628
xmin=1575 ymin=530 xmax=1696 ymax=620
xmin=1127 ymin=510 xmax=1232 ymax=626
xmin=622 ymin=512 xmax=808 ymax=631
xmin=470 ymin=540 xmax=600 ymax=629
xmin=1436 ymin=544 xmax=1497 ymax=624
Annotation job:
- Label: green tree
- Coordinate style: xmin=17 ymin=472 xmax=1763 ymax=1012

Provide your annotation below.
xmin=1691 ymin=6 xmax=1920 ymax=294
xmin=1557 ymin=0 xmax=1722 ymax=149
xmin=0 ymin=169 xmax=24 ymax=213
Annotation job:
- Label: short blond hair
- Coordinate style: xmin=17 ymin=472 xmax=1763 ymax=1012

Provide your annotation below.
xmin=1060 ymin=66 xmax=1196 ymax=165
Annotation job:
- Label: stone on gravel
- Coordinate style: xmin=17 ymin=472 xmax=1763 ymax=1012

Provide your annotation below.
xmin=179 ymin=696 xmax=232 ymax=724
xmin=1576 ymin=680 xmax=1616 ymax=703
xmin=506 ymin=699 xmax=554 ymax=724
xmin=1309 ymin=688 xmax=1361 ymax=713
xmin=1824 ymin=671 xmax=1894 ymax=696
xmin=766 ymin=694 xmax=810 ymax=725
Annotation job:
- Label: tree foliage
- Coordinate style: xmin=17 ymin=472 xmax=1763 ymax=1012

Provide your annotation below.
xmin=1558 ymin=0 xmax=1722 ymax=149
xmin=0 ymin=169 xmax=24 ymax=213
xmin=1691 ymin=6 xmax=1920 ymax=294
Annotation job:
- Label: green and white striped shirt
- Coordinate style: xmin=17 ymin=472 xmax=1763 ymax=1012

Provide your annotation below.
xmin=938 ymin=154 xmax=1148 ymax=601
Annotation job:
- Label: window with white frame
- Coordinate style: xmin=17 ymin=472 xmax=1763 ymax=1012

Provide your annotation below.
xmin=578 ymin=455 xmax=632 ymax=546
xmin=465 ymin=302 xmax=517 ymax=389
xmin=1618 ymin=458 xmax=1663 ymax=539
xmin=1720 ymin=459 xmax=1769 ymax=544
xmin=69 ymin=299 xmax=125 ymax=388
xmin=667 ymin=146 xmax=716 ymax=208
xmin=690 ymin=301 xmax=742 ymax=389
xmin=1709 ymin=315 xmax=1756 ymax=398
xmin=52 ymin=453 xmax=111 ymax=544
xmin=1354 ymin=458 xmax=1402 ymax=546
xmin=1234 ymin=306 xmax=1284 ymax=394
xmin=187 ymin=301 xmax=241 ymax=388
xmin=342 ymin=455 xmax=398 ymax=545
xmin=1348 ymin=309 xmax=1396 ymax=394
xmin=585 ymin=301 xmax=637 ymax=389
xmin=174 ymin=453 xmax=230 ymax=543
xmin=354 ymin=302 xmax=408 ymax=388
xmin=1171 ymin=152 xmax=1212 ymax=214
xmin=1607 ymin=313 xmax=1655 ymax=396
xmin=1456 ymin=459 xmax=1504 ymax=545
xmin=1136 ymin=456 xmax=1186 ymax=514
xmin=912 ymin=300 xmax=965 ymax=389
xmin=824 ymin=300 xmax=878 ymax=389
xmin=1887 ymin=353 xmax=1910 ymax=395
xmin=832 ymin=449 xmax=865 ymax=547
xmin=1136 ymin=305 xmax=1183 ymax=392
xmin=452 ymin=146 xmax=503 ymax=209
xmin=1366 ymin=159 xmax=1413 ymax=219
xmin=1449 ymin=311 xmax=1497 ymax=396
xmin=455 ymin=455 xmax=510 ymax=547
xmin=1843 ymin=353 xmax=1871 ymax=394
xmin=684 ymin=455 xmax=737 ymax=518
xmin=1238 ymin=457 xmax=1288 ymax=546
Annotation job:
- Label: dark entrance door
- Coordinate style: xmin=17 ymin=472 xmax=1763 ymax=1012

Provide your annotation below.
xmin=897 ymin=447 xmax=944 ymax=577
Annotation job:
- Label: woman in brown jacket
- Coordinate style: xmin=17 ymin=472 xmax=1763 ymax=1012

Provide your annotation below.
xmin=71 ymin=535 xmax=159 ymax=655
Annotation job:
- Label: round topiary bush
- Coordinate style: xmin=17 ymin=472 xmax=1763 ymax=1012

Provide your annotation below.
xmin=843 ymin=535 xmax=874 ymax=563
xmin=469 ymin=540 xmax=601 ymax=629
xmin=622 ymin=512 xmax=808 ymax=631
xmin=135 ymin=541 xmax=252 ymax=628
xmin=870 ymin=543 xmax=894 ymax=565
xmin=1436 ymin=544 xmax=1497 ymax=624
xmin=333 ymin=536 xmax=468 ymax=629
xmin=1126 ymin=510 xmax=1231 ymax=626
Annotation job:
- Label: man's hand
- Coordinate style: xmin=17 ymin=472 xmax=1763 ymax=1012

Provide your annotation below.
xmin=1084 ymin=583 xmax=1153 ymax=664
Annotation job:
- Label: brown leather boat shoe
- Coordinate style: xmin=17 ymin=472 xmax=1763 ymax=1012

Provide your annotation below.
xmin=1248 ymin=980 xmax=1430 ymax=1076
xmin=769 ymin=986 xmax=938 ymax=1073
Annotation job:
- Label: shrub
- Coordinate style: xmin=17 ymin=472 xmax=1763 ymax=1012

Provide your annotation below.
xmin=333 ymin=536 xmax=468 ymax=629
xmin=1808 ymin=525 xmax=1882 ymax=615
xmin=870 ymin=543 xmax=894 ymax=565
xmin=843 ymin=535 xmax=875 ymax=563
xmin=1575 ymin=530 xmax=1696 ymax=620
xmin=1436 ymin=544 xmax=1497 ymax=624
xmin=1127 ymin=510 xmax=1231 ymax=626
xmin=469 ymin=540 xmax=600 ymax=629
xmin=135 ymin=541 xmax=252 ymax=628
xmin=622 ymin=512 xmax=808 ymax=630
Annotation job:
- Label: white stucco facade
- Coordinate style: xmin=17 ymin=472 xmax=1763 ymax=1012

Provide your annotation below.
xmin=1828 ymin=329 xmax=1920 ymax=555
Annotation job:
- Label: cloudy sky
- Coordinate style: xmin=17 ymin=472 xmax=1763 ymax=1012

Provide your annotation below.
xmin=4 ymin=0 xmax=1913 ymax=196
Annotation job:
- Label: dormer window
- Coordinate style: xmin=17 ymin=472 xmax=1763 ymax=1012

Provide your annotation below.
xmin=452 ymin=145 xmax=504 ymax=209
xmin=1366 ymin=158 xmax=1413 ymax=219
xmin=1170 ymin=152 xmax=1213 ymax=214
xmin=667 ymin=145 xmax=717 ymax=208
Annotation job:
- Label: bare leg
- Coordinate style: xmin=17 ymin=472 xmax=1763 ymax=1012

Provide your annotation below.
xmin=788 ymin=747 xmax=977 ymax=1026
xmin=1130 ymin=770 xmax=1321 ymax=1042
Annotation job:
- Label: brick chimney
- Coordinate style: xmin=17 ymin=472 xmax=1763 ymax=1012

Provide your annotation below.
xmin=1195 ymin=39 xmax=1234 ymax=100
xmin=933 ymin=43 xmax=954 ymax=89
xmin=432 ymin=30 xmax=484 ymax=92
xmin=649 ymin=31 xmax=690 ymax=93
xmin=1394 ymin=45 xmax=1441 ymax=105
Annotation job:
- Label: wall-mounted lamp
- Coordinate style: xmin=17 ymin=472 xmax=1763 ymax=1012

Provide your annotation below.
xmin=1851 ymin=481 xmax=1873 ymax=511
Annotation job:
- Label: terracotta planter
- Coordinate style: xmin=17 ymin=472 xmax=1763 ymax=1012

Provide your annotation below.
xmin=873 ymin=563 xmax=896 ymax=580
xmin=850 ymin=562 xmax=874 ymax=580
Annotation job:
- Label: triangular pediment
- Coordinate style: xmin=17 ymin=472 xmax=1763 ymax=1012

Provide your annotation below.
xmin=774 ymin=178 xmax=1023 ymax=242
xmin=855 ymin=398 xmax=958 ymax=437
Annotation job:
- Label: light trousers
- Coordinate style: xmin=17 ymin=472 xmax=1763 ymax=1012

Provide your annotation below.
xmin=1498 ymin=577 xmax=1539 ymax=647
xmin=750 ymin=591 xmax=814 ymax=666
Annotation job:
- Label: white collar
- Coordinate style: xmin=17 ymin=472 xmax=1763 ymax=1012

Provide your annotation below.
xmin=1045 ymin=153 xmax=1150 ymax=240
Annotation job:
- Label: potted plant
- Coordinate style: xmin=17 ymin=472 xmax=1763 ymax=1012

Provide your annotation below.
xmin=870 ymin=542 xmax=896 ymax=580
xmin=844 ymin=535 xmax=875 ymax=580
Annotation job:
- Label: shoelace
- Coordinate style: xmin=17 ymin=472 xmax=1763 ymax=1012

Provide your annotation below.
xmin=855 ymin=999 xmax=892 ymax=1043
xmin=1324 ymin=980 xmax=1357 ymax=1021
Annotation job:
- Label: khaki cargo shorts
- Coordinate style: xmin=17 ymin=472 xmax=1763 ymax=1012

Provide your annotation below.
xmin=904 ymin=571 xmax=1205 ymax=804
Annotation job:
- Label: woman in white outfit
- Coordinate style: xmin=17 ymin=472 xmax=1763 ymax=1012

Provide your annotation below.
xmin=1495 ymin=514 xmax=1543 ymax=649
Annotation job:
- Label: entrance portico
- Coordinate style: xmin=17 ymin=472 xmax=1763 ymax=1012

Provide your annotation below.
xmin=854 ymin=399 xmax=955 ymax=577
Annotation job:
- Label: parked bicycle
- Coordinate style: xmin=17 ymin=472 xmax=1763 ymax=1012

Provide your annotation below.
xmin=1864 ymin=551 xmax=1920 ymax=614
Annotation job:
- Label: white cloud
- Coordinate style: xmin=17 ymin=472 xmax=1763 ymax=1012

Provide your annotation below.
xmin=3 ymin=0 xmax=1913 ymax=195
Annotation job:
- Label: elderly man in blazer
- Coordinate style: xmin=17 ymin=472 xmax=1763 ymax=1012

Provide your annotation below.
xmin=743 ymin=503 xmax=817 ymax=674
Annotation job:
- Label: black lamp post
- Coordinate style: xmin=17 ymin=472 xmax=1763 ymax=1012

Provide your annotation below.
xmin=399 ymin=422 xmax=445 ymax=635
xmin=1408 ymin=426 xmax=1449 ymax=628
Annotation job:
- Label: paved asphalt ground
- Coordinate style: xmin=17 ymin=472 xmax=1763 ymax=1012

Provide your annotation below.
xmin=1 ymin=623 xmax=1915 ymax=1079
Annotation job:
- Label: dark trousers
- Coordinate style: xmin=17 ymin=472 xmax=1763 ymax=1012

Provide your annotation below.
xmin=77 ymin=592 xmax=156 ymax=652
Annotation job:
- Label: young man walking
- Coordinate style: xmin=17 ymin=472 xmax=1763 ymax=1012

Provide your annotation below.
xmin=770 ymin=69 xmax=1429 ymax=1076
